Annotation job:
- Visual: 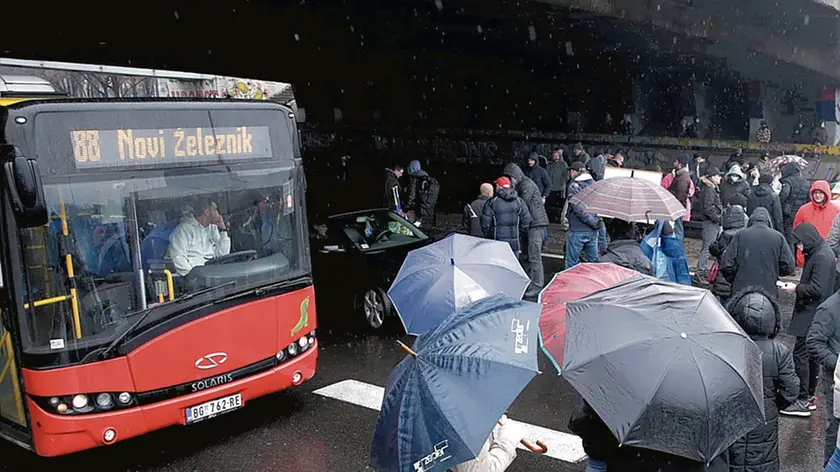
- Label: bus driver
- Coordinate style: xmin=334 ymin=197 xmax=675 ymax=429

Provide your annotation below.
xmin=166 ymin=197 xmax=232 ymax=276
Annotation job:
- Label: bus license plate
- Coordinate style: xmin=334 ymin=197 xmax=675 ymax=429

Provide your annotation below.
xmin=185 ymin=393 xmax=243 ymax=424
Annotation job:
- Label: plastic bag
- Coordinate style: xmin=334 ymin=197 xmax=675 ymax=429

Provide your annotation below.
xmin=641 ymin=221 xmax=692 ymax=285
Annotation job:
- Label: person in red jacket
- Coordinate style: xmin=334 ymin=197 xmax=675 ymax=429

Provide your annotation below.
xmin=793 ymin=180 xmax=840 ymax=266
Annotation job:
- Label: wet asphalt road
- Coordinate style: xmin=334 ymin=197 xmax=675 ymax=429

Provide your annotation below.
xmin=0 ymin=238 xmax=827 ymax=471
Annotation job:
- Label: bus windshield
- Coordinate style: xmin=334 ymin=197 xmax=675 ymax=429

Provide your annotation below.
xmin=12 ymin=103 xmax=310 ymax=365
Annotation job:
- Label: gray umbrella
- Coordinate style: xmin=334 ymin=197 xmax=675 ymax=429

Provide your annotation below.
xmin=561 ymin=276 xmax=765 ymax=463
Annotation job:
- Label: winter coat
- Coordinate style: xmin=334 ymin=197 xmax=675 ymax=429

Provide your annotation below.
xmin=546 ymin=158 xmax=569 ymax=196
xmin=720 ymin=166 xmax=752 ymax=206
xmin=573 ymin=151 xmax=591 ymax=165
xmin=756 ymin=126 xmax=772 ymax=143
xmin=568 ymin=400 xmax=620 ymax=461
xmin=692 ymin=177 xmax=722 ymax=224
xmin=462 ymin=195 xmax=490 ymax=237
xmin=383 ymin=168 xmax=402 ymax=212
xmin=792 ymin=180 xmax=840 ymax=266
xmin=523 ymin=164 xmax=552 ymax=197
xmin=450 ymin=418 xmax=518 ymax=472
xmin=747 ymin=183 xmax=783 ymax=232
xmin=779 ymin=163 xmax=810 ymax=224
xmin=598 ymin=239 xmax=652 ymax=275
xmin=709 ymin=205 xmax=748 ymax=299
xmin=587 ymin=154 xmax=607 ymax=181
xmin=663 ymin=171 xmax=695 ymax=222
xmin=566 ymin=172 xmax=600 ymax=233
xmin=826 ymin=213 xmax=840 ymax=274
xmin=404 ymin=162 xmax=436 ymax=222
xmin=812 ymin=126 xmax=829 ymax=145
xmin=504 ymin=163 xmax=549 ymax=228
xmin=787 ymin=222 xmax=836 ymax=337
xmin=480 ymin=187 xmax=531 ymax=254
xmin=720 ymin=208 xmax=795 ymax=298
xmin=807 ymin=291 xmax=840 ymax=381
xmin=726 ymin=288 xmax=799 ymax=472
xmin=668 ymin=167 xmax=693 ymax=209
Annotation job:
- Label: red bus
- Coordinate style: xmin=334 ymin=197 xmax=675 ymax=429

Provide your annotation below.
xmin=0 ymin=98 xmax=317 ymax=456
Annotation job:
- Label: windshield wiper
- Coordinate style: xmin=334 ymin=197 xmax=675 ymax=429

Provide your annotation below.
xmin=80 ymin=281 xmax=237 ymax=364
xmin=214 ymin=276 xmax=312 ymax=305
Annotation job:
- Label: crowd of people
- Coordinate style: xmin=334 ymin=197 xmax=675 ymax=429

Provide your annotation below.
xmin=379 ymin=143 xmax=840 ymax=471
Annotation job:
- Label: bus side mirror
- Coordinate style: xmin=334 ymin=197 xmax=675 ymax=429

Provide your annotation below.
xmin=2 ymin=146 xmax=48 ymax=228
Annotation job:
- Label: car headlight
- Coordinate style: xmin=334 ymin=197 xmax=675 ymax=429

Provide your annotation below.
xmin=117 ymin=392 xmax=132 ymax=405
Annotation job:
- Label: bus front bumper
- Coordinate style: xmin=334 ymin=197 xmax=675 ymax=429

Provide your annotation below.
xmin=28 ymin=342 xmax=318 ymax=457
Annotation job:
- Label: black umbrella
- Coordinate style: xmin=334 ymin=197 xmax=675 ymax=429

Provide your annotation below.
xmin=561 ymin=276 xmax=764 ymax=463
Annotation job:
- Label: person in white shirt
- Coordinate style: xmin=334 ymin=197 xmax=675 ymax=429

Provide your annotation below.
xmin=450 ymin=415 xmax=522 ymax=472
xmin=166 ymin=197 xmax=232 ymax=276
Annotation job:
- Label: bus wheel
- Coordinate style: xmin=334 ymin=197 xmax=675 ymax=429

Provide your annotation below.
xmin=362 ymin=288 xmax=390 ymax=329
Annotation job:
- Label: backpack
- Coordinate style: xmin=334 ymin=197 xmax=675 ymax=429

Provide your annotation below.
xmin=421 ymin=177 xmax=441 ymax=207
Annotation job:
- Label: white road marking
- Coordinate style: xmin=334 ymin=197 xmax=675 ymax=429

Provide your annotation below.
xmin=313 ymin=379 xmax=587 ymax=463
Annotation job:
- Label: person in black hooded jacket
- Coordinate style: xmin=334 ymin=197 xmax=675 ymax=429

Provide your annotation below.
xmin=781 ymin=222 xmax=836 ymax=417
xmin=598 ymin=219 xmax=652 ymax=275
xmin=726 ymin=287 xmax=799 ymax=472
xmin=709 ymin=204 xmax=747 ymax=304
xmin=504 ymin=163 xmax=549 ymax=291
xmin=747 ymin=173 xmax=784 ymax=232
xmin=481 ymin=177 xmax=531 ymax=256
xmin=779 ymin=162 xmax=811 ymax=247
xmin=720 ymin=207 xmax=795 ymax=299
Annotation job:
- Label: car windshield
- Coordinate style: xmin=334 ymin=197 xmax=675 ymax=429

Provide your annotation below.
xmin=17 ymin=162 xmax=310 ymax=358
xmin=332 ymin=211 xmax=429 ymax=251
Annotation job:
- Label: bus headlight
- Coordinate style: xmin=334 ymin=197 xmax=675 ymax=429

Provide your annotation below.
xmin=72 ymin=394 xmax=89 ymax=409
xmin=117 ymin=392 xmax=132 ymax=405
xmin=287 ymin=342 xmax=299 ymax=357
xmin=96 ymin=393 xmax=114 ymax=409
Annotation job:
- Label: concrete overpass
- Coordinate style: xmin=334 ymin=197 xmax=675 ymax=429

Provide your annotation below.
xmin=3 ymin=0 xmax=837 ymax=134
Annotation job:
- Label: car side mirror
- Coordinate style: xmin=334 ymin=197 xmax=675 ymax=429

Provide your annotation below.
xmin=2 ymin=145 xmax=48 ymax=228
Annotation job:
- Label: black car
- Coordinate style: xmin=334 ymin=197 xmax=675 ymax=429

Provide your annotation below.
xmin=310 ymin=209 xmax=433 ymax=329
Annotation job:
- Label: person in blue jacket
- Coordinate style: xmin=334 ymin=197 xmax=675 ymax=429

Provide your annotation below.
xmin=481 ymin=177 xmax=532 ymax=257
xmin=565 ymin=162 xmax=601 ymax=268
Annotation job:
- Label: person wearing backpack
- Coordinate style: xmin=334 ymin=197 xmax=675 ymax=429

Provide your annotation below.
xmin=404 ymin=160 xmax=440 ymax=228
xmin=462 ymin=183 xmax=493 ymax=237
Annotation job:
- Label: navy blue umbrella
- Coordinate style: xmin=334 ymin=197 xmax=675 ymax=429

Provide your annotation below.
xmin=369 ymin=294 xmax=543 ymax=472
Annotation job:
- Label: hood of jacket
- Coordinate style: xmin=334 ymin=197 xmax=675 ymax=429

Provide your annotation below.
xmin=503 ymin=162 xmax=526 ymax=183
xmin=809 ymin=180 xmax=832 ymax=207
xmin=721 ymin=205 xmax=747 ymax=230
xmin=781 ymin=162 xmax=801 ymax=179
xmin=496 ymin=187 xmax=519 ymax=201
xmin=699 ymin=176 xmax=717 ymax=188
xmin=748 ymin=207 xmax=772 ymax=227
xmin=725 ymin=164 xmax=746 ymax=182
xmin=574 ymin=172 xmax=594 ymax=183
xmin=753 ymin=182 xmax=774 ymax=197
xmin=407 ymin=160 xmax=422 ymax=174
xmin=726 ymin=287 xmax=781 ymax=338
xmin=792 ymin=221 xmax=824 ymax=254
xmin=408 ymin=168 xmax=429 ymax=178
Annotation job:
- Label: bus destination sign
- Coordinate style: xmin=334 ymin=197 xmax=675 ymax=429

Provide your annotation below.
xmin=70 ymin=126 xmax=273 ymax=168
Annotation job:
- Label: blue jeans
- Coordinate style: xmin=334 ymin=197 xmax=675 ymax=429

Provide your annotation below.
xmin=597 ymin=222 xmax=608 ymax=253
xmin=585 ymin=458 xmax=608 ymax=472
xmin=674 ymin=218 xmax=685 ymax=241
xmin=826 ymin=448 xmax=840 ymax=472
xmin=566 ymin=230 xmax=599 ymax=269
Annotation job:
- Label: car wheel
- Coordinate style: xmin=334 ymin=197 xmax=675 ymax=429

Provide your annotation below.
xmin=363 ymin=288 xmax=390 ymax=329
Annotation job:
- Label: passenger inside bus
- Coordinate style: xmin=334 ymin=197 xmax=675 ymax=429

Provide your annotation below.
xmin=164 ymin=197 xmax=232 ymax=276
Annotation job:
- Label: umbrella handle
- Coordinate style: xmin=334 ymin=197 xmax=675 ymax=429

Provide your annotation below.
xmin=520 ymin=439 xmax=548 ymax=454
xmin=497 ymin=420 xmax=548 ymax=454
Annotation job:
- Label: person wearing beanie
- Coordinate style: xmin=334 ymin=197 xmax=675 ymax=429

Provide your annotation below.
xmin=572 ymin=142 xmax=590 ymax=166
xmin=747 ymin=173 xmax=784 ymax=232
